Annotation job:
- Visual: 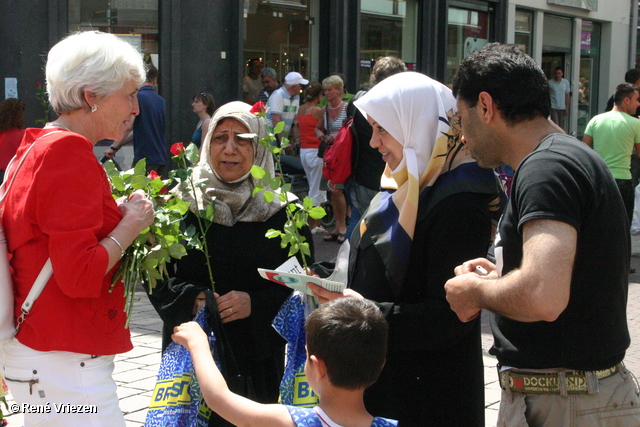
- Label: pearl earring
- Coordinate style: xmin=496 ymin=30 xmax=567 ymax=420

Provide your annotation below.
xmin=91 ymin=104 xmax=99 ymax=113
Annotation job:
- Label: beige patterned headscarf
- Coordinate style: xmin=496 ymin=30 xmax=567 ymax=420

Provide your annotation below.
xmin=180 ymin=101 xmax=286 ymax=226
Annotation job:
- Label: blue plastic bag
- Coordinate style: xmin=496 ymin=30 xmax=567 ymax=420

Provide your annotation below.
xmin=272 ymin=292 xmax=320 ymax=407
xmin=145 ymin=308 xmax=215 ymax=427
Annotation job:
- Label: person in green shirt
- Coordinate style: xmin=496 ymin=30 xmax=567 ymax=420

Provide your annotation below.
xmin=583 ymin=82 xmax=640 ymax=223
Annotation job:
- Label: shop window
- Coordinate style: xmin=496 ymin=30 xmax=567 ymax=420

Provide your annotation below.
xmin=515 ymin=9 xmax=534 ymax=55
xmin=578 ymin=20 xmax=600 ymax=138
xmin=359 ymin=0 xmax=418 ymax=89
xmin=68 ymin=0 xmax=160 ymax=68
xmin=446 ymin=6 xmax=490 ymax=85
xmin=244 ymin=1 xmax=311 ymax=83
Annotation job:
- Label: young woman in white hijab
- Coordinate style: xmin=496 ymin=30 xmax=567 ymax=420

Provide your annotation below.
xmin=309 ymin=72 xmax=501 ymax=426
xmin=147 ymin=102 xmax=314 ymax=419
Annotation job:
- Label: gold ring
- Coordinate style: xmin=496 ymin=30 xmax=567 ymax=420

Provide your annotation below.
xmin=230 ymin=307 xmax=233 ymax=315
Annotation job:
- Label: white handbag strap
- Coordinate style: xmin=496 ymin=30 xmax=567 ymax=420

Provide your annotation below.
xmin=1 ymin=131 xmax=61 ymax=333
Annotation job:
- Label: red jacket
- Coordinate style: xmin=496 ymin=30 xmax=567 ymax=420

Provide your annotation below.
xmin=3 ymin=128 xmax=131 ymax=355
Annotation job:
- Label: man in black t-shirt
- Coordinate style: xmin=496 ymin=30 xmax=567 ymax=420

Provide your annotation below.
xmin=445 ymin=43 xmax=640 ymax=425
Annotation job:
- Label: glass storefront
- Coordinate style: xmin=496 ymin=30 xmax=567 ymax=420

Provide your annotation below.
xmin=446 ymin=6 xmax=491 ymax=84
xmin=515 ymin=9 xmax=534 ymax=56
xmin=68 ymin=0 xmax=160 ymax=68
xmin=578 ymin=20 xmax=601 ymax=137
xmin=244 ymin=1 xmax=311 ymax=82
xmin=359 ymin=0 xmax=418 ymax=89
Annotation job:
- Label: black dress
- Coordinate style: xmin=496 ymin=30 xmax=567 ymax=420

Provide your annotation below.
xmin=349 ymin=192 xmax=492 ymax=427
xmin=148 ymin=208 xmax=313 ymax=405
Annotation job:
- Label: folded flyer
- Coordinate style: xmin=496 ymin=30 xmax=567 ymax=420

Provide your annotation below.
xmin=258 ymin=256 xmax=345 ymax=296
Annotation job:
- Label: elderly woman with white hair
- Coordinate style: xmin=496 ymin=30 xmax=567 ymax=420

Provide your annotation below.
xmin=0 ymin=31 xmax=154 ymax=426
xmin=148 ymin=101 xmax=313 ymax=423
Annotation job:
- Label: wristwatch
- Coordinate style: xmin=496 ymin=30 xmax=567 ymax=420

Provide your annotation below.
xmin=109 ymin=145 xmax=120 ymax=152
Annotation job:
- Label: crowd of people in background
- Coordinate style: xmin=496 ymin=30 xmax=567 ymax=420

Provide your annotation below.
xmin=4 ymin=29 xmax=640 ymax=427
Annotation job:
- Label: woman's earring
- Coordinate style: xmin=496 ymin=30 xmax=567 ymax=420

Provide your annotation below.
xmin=91 ymin=104 xmax=99 ymax=113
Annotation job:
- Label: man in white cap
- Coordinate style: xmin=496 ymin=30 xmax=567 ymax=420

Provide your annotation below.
xmin=266 ymin=71 xmax=308 ymax=141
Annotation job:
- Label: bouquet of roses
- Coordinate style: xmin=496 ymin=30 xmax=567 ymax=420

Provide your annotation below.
xmin=104 ymin=159 xmax=192 ymax=325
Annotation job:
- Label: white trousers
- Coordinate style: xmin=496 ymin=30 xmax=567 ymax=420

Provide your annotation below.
xmin=0 ymin=338 xmax=125 ymax=427
xmin=300 ymin=148 xmax=327 ymax=206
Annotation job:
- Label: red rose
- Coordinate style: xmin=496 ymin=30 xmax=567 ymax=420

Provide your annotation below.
xmin=36 ymin=82 xmax=41 ymax=88
xmin=250 ymin=102 xmax=265 ymax=114
xmin=147 ymin=170 xmax=160 ymax=180
xmin=170 ymin=142 xmax=185 ymax=156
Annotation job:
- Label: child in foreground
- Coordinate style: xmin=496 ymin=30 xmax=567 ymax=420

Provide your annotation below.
xmin=172 ymin=297 xmax=398 ymax=427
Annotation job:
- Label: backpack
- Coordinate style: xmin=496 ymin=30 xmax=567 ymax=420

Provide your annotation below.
xmin=322 ymin=119 xmax=354 ymax=184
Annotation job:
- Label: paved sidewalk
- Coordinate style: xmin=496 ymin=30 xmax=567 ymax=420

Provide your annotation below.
xmin=3 ymin=234 xmax=640 ymax=426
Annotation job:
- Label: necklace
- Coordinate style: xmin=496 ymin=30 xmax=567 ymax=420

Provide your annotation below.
xmin=328 ymin=100 xmax=343 ymax=110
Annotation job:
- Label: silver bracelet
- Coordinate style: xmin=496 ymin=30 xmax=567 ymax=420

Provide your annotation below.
xmin=108 ymin=235 xmax=125 ymax=253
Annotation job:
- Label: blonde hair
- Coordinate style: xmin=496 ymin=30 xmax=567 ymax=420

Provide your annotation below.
xmin=322 ymin=75 xmax=344 ymax=93
xmin=46 ymin=31 xmax=145 ymax=114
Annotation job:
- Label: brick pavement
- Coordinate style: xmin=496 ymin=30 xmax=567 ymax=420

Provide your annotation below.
xmin=3 ymin=234 xmax=640 ymax=426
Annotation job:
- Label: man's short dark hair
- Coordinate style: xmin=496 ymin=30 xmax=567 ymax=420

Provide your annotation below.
xmin=247 ymin=58 xmax=261 ymax=68
xmin=614 ymin=83 xmax=638 ymax=106
xmin=625 ymin=69 xmax=640 ymax=84
xmin=371 ymin=56 xmax=407 ymax=86
xmin=145 ymin=64 xmax=159 ymax=83
xmin=305 ymin=298 xmax=388 ymax=390
xmin=555 ymin=66 xmax=564 ymax=73
xmin=452 ymin=43 xmax=551 ymax=125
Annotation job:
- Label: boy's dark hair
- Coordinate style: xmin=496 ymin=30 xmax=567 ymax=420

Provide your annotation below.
xmin=305 ymin=298 xmax=388 ymax=390
xmin=145 ymin=64 xmax=159 ymax=83
xmin=371 ymin=56 xmax=407 ymax=86
xmin=452 ymin=42 xmax=551 ymax=125
xmin=614 ymin=83 xmax=638 ymax=106
xmin=625 ymin=69 xmax=640 ymax=84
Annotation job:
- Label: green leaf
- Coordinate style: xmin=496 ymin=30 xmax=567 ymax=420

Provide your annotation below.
xmin=168 ymin=243 xmax=188 ymax=258
xmin=130 ymin=175 xmax=150 ymax=190
xmin=133 ymin=159 xmax=147 ymax=176
xmin=265 ymin=229 xmax=282 ymax=239
xmin=185 ymin=142 xmax=200 ymax=164
xmin=309 ymin=206 xmax=327 ymax=219
xmin=302 ymin=197 xmax=313 ymax=210
xmin=142 ymin=257 xmax=158 ymax=270
xmin=111 ymin=175 xmax=126 ymax=192
xmin=300 ymin=243 xmax=311 ymax=257
xmin=204 ymin=204 xmax=215 ymax=222
xmin=263 ymin=191 xmax=274 ymax=203
xmin=278 ymin=193 xmax=288 ymax=202
xmin=273 ymin=121 xmax=285 ymax=134
xmin=167 ymin=197 xmax=191 ymax=215
xmin=251 ymin=165 xmax=266 ymax=179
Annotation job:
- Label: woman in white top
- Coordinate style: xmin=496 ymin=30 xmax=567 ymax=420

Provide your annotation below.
xmin=314 ymin=75 xmax=349 ymax=242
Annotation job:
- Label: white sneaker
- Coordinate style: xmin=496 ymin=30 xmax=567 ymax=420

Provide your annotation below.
xmin=311 ymin=226 xmax=327 ymax=234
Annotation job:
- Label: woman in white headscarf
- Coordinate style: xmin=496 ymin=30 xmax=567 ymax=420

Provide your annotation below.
xmin=309 ymin=72 xmax=501 ymax=426
xmin=148 ymin=101 xmax=313 ymax=414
